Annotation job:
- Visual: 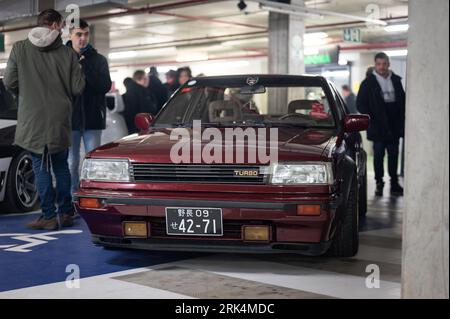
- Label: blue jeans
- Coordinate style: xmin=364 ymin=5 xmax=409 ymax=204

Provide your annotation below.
xmin=31 ymin=148 xmax=73 ymax=220
xmin=69 ymin=130 xmax=102 ymax=194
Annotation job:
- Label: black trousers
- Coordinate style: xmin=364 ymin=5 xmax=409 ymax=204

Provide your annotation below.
xmin=373 ymin=139 xmax=400 ymax=184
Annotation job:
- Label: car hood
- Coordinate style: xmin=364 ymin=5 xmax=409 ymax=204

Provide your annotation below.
xmin=90 ymin=127 xmax=337 ymax=164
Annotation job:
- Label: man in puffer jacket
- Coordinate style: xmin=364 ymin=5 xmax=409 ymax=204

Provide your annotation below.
xmin=4 ymin=9 xmax=85 ymax=230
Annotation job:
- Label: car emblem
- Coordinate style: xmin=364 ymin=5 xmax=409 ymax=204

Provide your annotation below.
xmin=246 ymin=77 xmax=259 ymax=86
xmin=234 ymin=169 xmax=259 ymax=177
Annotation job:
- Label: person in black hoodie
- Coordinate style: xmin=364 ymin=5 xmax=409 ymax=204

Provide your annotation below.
xmin=67 ymin=19 xmax=112 ymax=194
xmin=357 ymin=52 xmax=405 ymax=197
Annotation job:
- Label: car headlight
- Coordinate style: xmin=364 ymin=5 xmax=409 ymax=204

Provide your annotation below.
xmin=270 ymin=162 xmax=333 ymax=185
xmin=81 ymin=159 xmax=130 ymax=182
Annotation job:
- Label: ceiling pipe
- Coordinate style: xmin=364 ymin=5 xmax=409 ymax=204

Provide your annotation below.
xmin=110 ymin=30 xmax=267 ymax=51
xmin=110 ymin=39 xmax=407 ymax=68
xmin=110 ymin=53 xmax=268 ymax=69
xmin=250 ymin=0 xmax=388 ymax=26
xmin=340 ymin=40 xmax=407 ymax=51
xmin=0 ymin=0 xmax=219 ymax=33
xmin=153 ymin=11 xmax=266 ymax=30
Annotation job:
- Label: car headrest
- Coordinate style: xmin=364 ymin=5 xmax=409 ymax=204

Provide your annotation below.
xmin=288 ymin=99 xmax=318 ymax=114
xmin=208 ymin=100 xmax=242 ymax=122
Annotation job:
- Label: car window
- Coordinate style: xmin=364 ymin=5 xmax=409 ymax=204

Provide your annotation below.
xmin=155 ymin=84 xmax=336 ymax=128
xmin=0 ymin=79 xmax=18 ymax=120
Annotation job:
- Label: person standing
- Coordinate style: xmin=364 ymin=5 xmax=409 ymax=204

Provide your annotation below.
xmin=148 ymin=66 xmax=168 ymax=113
xmin=67 ymin=19 xmax=112 ymax=194
xmin=342 ymin=85 xmax=358 ymax=114
xmin=133 ymin=70 xmax=158 ymax=115
xmin=164 ymin=69 xmax=180 ymax=95
xmin=3 ymin=9 xmax=85 ymax=229
xmin=357 ymin=52 xmax=406 ymax=196
xmin=177 ymin=67 xmax=192 ymax=86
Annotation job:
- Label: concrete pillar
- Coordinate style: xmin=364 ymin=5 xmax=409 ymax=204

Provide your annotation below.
xmin=402 ymin=0 xmax=449 ymax=299
xmin=90 ymin=23 xmax=110 ymax=58
xmin=268 ymin=0 xmax=305 ymax=113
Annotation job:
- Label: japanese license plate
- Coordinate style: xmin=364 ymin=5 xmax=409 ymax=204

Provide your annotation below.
xmin=165 ymin=207 xmax=223 ymax=236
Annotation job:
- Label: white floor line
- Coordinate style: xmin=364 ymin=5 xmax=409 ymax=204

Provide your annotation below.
xmin=0 ymin=210 xmax=41 ymax=217
xmin=169 ymin=255 xmax=401 ymax=299
xmin=0 ymin=266 xmax=191 ymax=299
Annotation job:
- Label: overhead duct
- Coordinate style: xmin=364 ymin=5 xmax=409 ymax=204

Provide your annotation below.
xmin=54 ymin=0 xmax=128 ymax=11
xmin=0 ymin=0 xmax=128 ymax=23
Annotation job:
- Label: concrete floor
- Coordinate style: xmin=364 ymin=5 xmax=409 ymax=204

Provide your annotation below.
xmin=0 ymin=172 xmax=403 ymax=299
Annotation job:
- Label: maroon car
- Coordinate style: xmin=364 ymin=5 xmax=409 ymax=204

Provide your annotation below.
xmin=74 ymin=75 xmax=369 ymax=257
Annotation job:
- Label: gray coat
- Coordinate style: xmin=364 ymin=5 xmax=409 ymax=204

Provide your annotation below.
xmin=4 ymin=27 xmax=85 ymax=154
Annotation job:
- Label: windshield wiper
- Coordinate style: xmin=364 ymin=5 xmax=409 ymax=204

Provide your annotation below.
xmin=263 ymin=122 xmax=314 ymax=128
xmin=201 ymin=121 xmax=265 ymax=127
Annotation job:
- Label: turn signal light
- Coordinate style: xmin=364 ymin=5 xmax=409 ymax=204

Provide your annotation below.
xmin=297 ymin=205 xmax=321 ymax=216
xmin=123 ymin=222 xmax=148 ymax=237
xmin=243 ymin=226 xmax=270 ymax=241
xmin=79 ymin=197 xmax=103 ymax=209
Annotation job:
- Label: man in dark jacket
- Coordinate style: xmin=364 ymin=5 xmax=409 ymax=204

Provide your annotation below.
xmin=67 ymin=19 xmax=112 ymax=194
xmin=357 ymin=52 xmax=405 ymax=196
xmin=122 ymin=71 xmax=157 ymax=134
xmin=148 ymin=66 xmax=169 ymax=113
xmin=164 ymin=69 xmax=180 ymax=96
xmin=4 ymin=9 xmax=85 ymax=230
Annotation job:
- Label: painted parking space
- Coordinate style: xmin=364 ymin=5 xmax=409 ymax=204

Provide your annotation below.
xmin=0 ymin=212 xmax=201 ymax=292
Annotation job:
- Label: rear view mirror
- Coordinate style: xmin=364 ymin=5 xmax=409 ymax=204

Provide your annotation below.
xmin=135 ymin=113 xmax=154 ymax=133
xmin=240 ymin=85 xmax=266 ymax=94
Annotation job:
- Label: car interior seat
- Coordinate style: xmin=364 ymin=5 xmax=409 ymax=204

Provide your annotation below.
xmin=208 ymin=100 xmax=243 ymax=123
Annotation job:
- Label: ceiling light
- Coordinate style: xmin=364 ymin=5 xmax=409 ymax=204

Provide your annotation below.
xmin=384 ymin=24 xmax=409 ymax=33
xmin=304 ymin=32 xmax=328 ymax=40
xmin=157 ymin=65 xmax=178 ymax=73
xmin=385 ymin=49 xmax=408 ymax=57
xmin=322 ymin=70 xmax=350 ymax=78
xmin=176 ymin=52 xmax=208 ymax=63
xmin=304 ymin=48 xmax=320 ymax=56
xmin=108 ymin=51 xmax=138 ymax=60
xmin=0 ymin=62 xmax=7 ymax=69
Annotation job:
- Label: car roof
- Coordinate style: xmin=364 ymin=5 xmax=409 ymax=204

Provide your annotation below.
xmin=188 ymin=74 xmax=330 ymax=87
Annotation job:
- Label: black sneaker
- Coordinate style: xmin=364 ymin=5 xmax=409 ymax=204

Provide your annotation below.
xmin=391 ymin=183 xmax=404 ymax=196
xmin=375 ymin=182 xmax=384 ymax=197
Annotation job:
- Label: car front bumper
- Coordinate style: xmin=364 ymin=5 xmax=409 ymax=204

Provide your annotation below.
xmin=74 ymin=189 xmax=339 ymax=256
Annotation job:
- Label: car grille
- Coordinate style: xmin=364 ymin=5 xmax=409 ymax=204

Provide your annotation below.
xmin=130 ymin=164 xmax=267 ymax=184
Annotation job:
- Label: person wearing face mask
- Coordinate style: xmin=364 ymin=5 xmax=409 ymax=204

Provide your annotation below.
xmin=357 ymin=52 xmax=406 ymax=197
xmin=66 ymin=19 xmax=112 ymax=195
xmin=3 ymin=9 xmax=85 ymax=230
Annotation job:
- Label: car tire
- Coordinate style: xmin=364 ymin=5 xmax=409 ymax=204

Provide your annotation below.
xmin=3 ymin=151 xmax=39 ymax=213
xmin=358 ymin=168 xmax=368 ymax=217
xmin=327 ymin=173 xmax=359 ymax=257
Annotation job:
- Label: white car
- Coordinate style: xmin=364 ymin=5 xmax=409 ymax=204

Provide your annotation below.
xmin=0 ymin=79 xmax=128 ymax=213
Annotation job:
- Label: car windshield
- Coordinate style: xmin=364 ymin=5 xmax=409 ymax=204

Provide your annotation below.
xmin=0 ymin=80 xmax=17 ymax=120
xmin=154 ymin=82 xmax=336 ymax=128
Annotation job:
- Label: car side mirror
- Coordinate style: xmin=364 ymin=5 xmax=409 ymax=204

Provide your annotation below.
xmin=135 ymin=113 xmax=154 ymax=132
xmin=343 ymin=114 xmax=370 ymax=133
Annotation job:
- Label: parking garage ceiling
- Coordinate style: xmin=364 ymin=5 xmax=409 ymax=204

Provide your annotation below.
xmin=0 ymin=0 xmax=408 ymax=67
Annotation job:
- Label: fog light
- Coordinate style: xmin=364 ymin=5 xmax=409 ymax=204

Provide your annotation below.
xmin=123 ymin=222 xmax=148 ymax=237
xmin=79 ymin=197 xmax=103 ymax=209
xmin=243 ymin=226 xmax=270 ymax=241
xmin=297 ymin=205 xmax=321 ymax=216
